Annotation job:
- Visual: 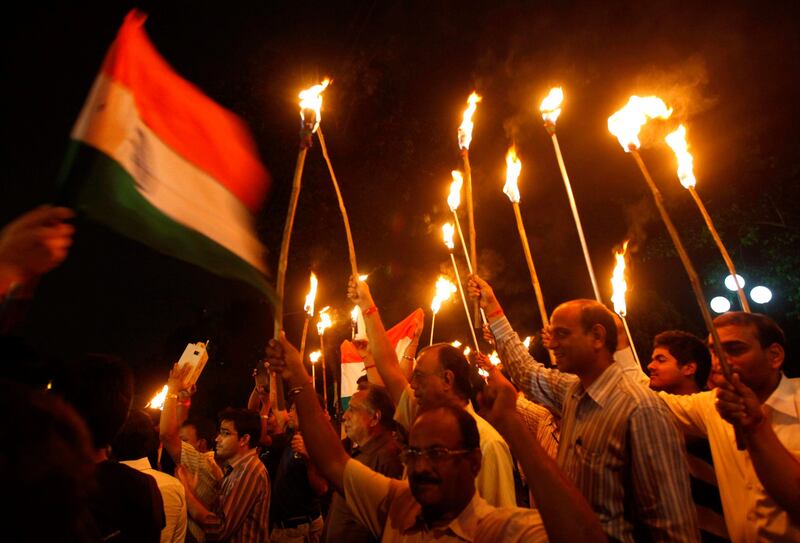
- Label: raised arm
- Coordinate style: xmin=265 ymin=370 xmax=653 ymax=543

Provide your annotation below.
xmin=479 ymin=365 xmax=607 ymax=543
xmin=347 ymin=276 xmax=409 ymax=407
xmin=716 ymin=372 xmax=800 ymax=523
xmin=468 ymin=274 xmax=573 ymax=414
xmin=160 ymin=363 xmax=192 ymax=463
xmin=0 ymin=205 xmax=75 ymax=295
xmin=266 ymin=332 xmax=351 ymax=493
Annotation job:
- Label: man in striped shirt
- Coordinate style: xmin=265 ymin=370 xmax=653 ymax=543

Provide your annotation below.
xmin=468 ymin=275 xmax=699 ymax=542
xmin=178 ymin=408 xmax=270 ymax=543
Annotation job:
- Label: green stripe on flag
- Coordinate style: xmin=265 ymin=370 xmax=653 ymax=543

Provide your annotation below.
xmin=57 ymin=142 xmax=277 ymax=305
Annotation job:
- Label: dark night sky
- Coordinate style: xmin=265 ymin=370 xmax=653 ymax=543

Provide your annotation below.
xmin=3 ymin=1 xmax=799 ymax=410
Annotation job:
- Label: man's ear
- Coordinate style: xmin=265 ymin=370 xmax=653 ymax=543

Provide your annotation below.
xmin=240 ymin=433 xmax=251 ymax=449
xmin=681 ymin=361 xmax=697 ymax=378
xmin=591 ymin=324 xmax=607 ymax=350
xmin=441 ymin=369 xmax=455 ymax=389
xmin=370 ymin=410 xmax=382 ymax=428
xmin=766 ymin=343 xmax=785 ymax=371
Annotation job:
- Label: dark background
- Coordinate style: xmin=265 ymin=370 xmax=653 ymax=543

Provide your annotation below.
xmin=3 ymin=1 xmax=799 ymax=416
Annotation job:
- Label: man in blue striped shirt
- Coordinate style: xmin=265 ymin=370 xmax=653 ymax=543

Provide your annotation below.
xmin=468 ymin=274 xmax=699 ymax=542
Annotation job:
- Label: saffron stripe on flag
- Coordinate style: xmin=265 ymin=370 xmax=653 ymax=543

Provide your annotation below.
xmin=71 ymin=74 xmax=266 ymax=273
xmin=101 ymin=10 xmax=269 ymax=212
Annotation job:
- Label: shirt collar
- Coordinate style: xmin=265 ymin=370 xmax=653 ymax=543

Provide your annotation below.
xmin=226 ymin=448 xmax=258 ymax=473
xmin=401 ymin=489 xmax=492 ymax=540
xmin=764 ymin=373 xmax=799 ymax=419
xmin=581 ymin=362 xmax=623 ymax=408
xmin=354 ymin=431 xmax=393 ymax=457
xmin=120 ymin=457 xmax=153 ymax=471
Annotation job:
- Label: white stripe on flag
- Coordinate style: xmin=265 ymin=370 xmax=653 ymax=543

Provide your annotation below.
xmin=73 ymin=74 xmax=265 ymax=272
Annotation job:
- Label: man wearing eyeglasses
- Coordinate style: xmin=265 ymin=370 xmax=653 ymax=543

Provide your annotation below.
xmin=266 ymin=332 xmax=607 ymax=542
xmin=346 ymin=276 xmax=517 ymax=508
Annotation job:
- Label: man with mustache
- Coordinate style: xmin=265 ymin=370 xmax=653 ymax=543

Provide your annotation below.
xmin=467 ymin=274 xmax=699 ymax=542
xmin=265 ymin=331 xmax=606 ymax=542
xmin=346 ymin=276 xmax=517 ymax=508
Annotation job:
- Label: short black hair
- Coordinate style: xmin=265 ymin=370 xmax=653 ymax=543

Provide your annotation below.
xmin=112 ymin=408 xmax=159 ymax=461
xmin=653 ymin=330 xmax=711 ymax=390
xmin=361 ymin=384 xmax=396 ymax=431
xmin=218 ymin=408 xmax=261 ymax=449
xmin=181 ymin=417 xmax=217 ymax=446
xmin=50 ymin=353 xmax=134 ymax=449
xmin=714 ymin=312 xmax=785 ymax=349
xmin=418 ymin=344 xmax=473 ymax=402
xmin=416 ymin=400 xmax=479 ymax=450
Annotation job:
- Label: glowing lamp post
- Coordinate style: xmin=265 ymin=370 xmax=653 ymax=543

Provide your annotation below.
xmin=665 ymin=125 xmax=750 ymax=312
xmin=502 ymin=146 xmax=549 ymax=328
xmin=442 ymin=223 xmax=480 ymax=351
xmin=608 ymin=95 xmax=743 ymax=449
xmin=539 ymin=87 xmax=601 ymax=301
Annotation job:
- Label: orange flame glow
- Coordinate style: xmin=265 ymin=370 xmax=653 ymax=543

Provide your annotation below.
xmin=523 ymin=336 xmax=532 ymax=349
xmin=540 ymin=87 xmax=564 ymax=125
xmin=304 ymin=272 xmax=318 ymax=317
xmin=309 ymin=350 xmax=321 ymax=363
xmin=298 ymin=78 xmax=330 ymax=133
xmin=431 ymin=276 xmax=457 ymax=314
xmin=665 ymin=125 xmax=696 ymax=189
xmin=146 ymin=384 xmax=169 ymax=410
xmin=463 ymin=346 xmax=472 ymax=357
xmin=458 ymin=92 xmax=482 ymax=150
xmin=503 ymin=146 xmax=522 ymax=204
xmin=607 ymin=96 xmax=672 ymax=151
xmin=611 ymin=241 xmax=630 ymax=317
xmin=448 ymin=170 xmax=464 ymax=211
xmin=317 ymin=306 xmax=333 ymax=335
xmin=489 ymin=351 xmax=501 ymax=366
xmin=451 ymin=340 xmax=462 ymax=348
xmin=442 ymin=222 xmax=455 ymax=250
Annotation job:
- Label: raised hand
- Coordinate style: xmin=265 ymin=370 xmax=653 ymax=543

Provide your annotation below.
xmin=466 ymin=274 xmax=502 ymax=316
xmin=714 ymin=371 xmax=766 ymax=433
xmin=265 ymin=332 xmax=308 ymax=386
xmin=347 ymin=275 xmax=375 ymax=311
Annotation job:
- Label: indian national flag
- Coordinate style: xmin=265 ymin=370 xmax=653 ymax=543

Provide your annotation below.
xmin=340 ymin=308 xmax=424 ymax=410
xmin=58 ymin=10 xmax=274 ymax=299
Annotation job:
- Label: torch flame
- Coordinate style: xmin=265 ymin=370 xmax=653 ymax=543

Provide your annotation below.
xmin=431 ymin=276 xmax=457 ymax=314
xmin=463 ymin=346 xmax=471 ymax=357
xmin=489 ymin=351 xmax=501 ymax=366
xmin=298 ymin=78 xmax=330 ymax=133
xmin=503 ymin=146 xmax=522 ymax=204
xmin=448 ymin=170 xmax=464 ymax=211
xmin=317 ymin=306 xmax=333 ymax=335
xmin=309 ymin=350 xmax=321 ymax=363
xmin=607 ymin=96 xmax=672 ymax=151
xmin=304 ymin=272 xmax=318 ymax=317
xmin=451 ymin=340 xmax=462 ymax=348
xmin=611 ymin=241 xmax=630 ymax=317
xmin=665 ymin=125 xmax=696 ymax=189
xmin=458 ymin=91 xmax=482 ymax=150
xmin=146 ymin=384 xmax=169 ymax=410
xmin=523 ymin=336 xmax=532 ymax=349
xmin=540 ymin=87 xmax=564 ymax=125
xmin=442 ymin=222 xmax=455 ymax=250
xmin=358 ymin=274 xmax=369 ymax=281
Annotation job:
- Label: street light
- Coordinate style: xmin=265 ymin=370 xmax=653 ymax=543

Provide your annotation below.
xmin=750 ymin=286 xmax=772 ymax=304
xmin=724 ymin=274 xmax=745 ymax=292
xmin=710 ymin=296 xmax=731 ymax=314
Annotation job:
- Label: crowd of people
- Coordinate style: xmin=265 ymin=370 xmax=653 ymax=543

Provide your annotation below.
xmin=2 ymin=204 xmax=799 ymax=543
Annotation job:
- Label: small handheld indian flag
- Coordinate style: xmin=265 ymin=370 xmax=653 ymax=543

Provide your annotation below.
xmin=58 ymin=10 xmax=274 ymax=300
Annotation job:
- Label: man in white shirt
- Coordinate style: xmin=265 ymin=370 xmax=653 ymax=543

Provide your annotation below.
xmin=618 ymin=311 xmax=800 ymax=542
xmin=114 ymin=408 xmax=187 ymax=543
